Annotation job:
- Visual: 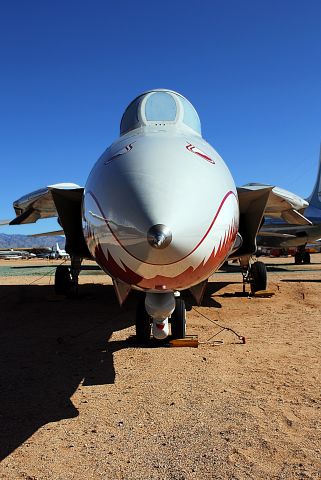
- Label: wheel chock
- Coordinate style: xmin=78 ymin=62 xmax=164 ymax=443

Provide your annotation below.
xmin=252 ymin=290 xmax=275 ymax=298
xmin=126 ymin=335 xmax=198 ymax=347
xmin=168 ymin=335 xmax=198 ymax=348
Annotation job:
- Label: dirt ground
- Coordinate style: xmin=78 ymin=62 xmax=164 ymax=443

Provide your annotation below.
xmin=0 ymin=255 xmax=320 ymax=479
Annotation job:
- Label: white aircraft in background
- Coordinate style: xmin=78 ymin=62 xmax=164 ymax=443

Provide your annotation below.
xmin=8 ymin=89 xmax=309 ymax=342
xmin=53 ymin=242 xmax=69 ymax=259
xmin=0 ymin=249 xmax=36 ymax=259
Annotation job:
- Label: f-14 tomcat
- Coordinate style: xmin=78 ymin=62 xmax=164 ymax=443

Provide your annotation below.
xmin=9 ymin=89 xmax=309 ymax=342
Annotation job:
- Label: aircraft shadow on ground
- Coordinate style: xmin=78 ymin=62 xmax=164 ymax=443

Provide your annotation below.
xmin=265 ymin=265 xmax=321 ymax=273
xmin=10 ymin=264 xmax=102 ymax=270
xmin=0 ymin=277 xmax=244 ymax=459
xmin=264 ymin=261 xmax=320 ymax=267
xmin=10 ymin=265 xmax=57 ymax=269
xmin=281 ymin=278 xmax=321 ymax=283
xmin=201 ymin=281 xmax=245 ymax=302
xmin=0 ymin=282 xmax=140 ymax=460
xmin=183 ymin=281 xmax=242 ymax=309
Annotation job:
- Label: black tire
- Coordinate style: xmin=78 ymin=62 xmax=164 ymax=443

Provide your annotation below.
xmin=302 ymin=251 xmax=311 ymax=264
xmin=55 ymin=265 xmax=72 ymax=295
xmin=171 ymin=298 xmax=186 ymax=339
xmin=135 ymin=299 xmax=151 ymax=343
xmin=294 ymin=252 xmax=302 ymax=264
xmin=250 ymin=261 xmax=267 ymax=294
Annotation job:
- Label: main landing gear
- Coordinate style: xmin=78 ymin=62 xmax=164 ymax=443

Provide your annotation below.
xmin=135 ymin=292 xmax=186 ymax=343
xmin=294 ymin=246 xmax=311 ymax=265
xmin=54 ymin=256 xmax=82 ymax=297
xmin=240 ymin=257 xmax=267 ymax=294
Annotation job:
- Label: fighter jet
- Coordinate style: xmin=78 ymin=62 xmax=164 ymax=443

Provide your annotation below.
xmin=8 ymin=89 xmax=303 ymax=342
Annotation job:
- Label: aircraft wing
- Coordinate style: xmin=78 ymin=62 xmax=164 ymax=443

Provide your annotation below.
xmin=239 ymin=184 xmax=312 ymax=225
xmin=9 ymin=183 xmax=91 ymax=258
xmin=10 ymin=183 xmax=82 ymax=225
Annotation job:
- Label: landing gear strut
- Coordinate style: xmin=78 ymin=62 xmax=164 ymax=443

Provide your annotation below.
xmin=295 ymin=246 xmax=310 ymax=265
xmin=171 ymin=297 xmax=186 ymax=339
xmin=250 ymin=261 xmax=267 ymax=294
xmin=240 ymin=257 xmax=267 ymax=294
xmin=54 ymin=256 xmax=82 ymax=296
xmin=135 ymin=293 xmax=186 ymax=343
xmin=135 ymin=299 xmax=151 ymax=344
xmin=55 ymin=265 xmax=72 ymax=295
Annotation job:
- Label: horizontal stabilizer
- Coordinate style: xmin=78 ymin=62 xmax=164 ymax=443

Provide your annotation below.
xmin=281 ymin=209 xmax=312 ymax=225
xmin=258 ymin=231 xmax=296 ymax=238
xmin=31 ymin=230 xmax=65 ymax=237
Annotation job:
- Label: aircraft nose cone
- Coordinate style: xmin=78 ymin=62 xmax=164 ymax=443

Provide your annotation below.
xmin=147 ymin=224 xmax=172 ymax=250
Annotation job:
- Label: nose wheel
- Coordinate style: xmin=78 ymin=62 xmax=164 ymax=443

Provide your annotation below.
xmin=135 ymin=296 xmax=187 ymax=343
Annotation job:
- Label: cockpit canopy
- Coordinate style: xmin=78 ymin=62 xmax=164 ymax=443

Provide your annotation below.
xmin=120 ymin=89 xmax=202 ymax=136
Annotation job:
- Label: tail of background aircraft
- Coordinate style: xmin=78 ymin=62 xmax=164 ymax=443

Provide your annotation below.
xmin=307 ymin=144 xmax=321 ymax=208
xmin=56 ymin=242 xmax=60 ymax=253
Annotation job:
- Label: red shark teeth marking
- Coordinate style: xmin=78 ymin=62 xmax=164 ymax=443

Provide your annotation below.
xmin=94 ymin=221 xmax=238 ymax=291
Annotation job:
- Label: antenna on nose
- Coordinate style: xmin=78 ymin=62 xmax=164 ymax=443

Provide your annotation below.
xmin=147 ymin=224 xmax=172 ymax=249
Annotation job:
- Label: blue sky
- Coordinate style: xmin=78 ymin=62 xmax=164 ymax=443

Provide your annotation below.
xmin=1 ymin=0 xmax=321 ymax=234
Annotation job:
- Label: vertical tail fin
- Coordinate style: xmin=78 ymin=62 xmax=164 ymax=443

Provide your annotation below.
xmin=56 ymin=242 xmax=60 ymax=252
xmin=307 ymin=144 xmax=321 ymax=207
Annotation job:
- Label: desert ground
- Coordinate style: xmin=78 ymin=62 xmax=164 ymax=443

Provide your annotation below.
xmin=0 ymin=255 xmax=320 ymax=479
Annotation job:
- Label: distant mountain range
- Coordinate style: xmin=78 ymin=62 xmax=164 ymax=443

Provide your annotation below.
xmin=0 ymin=233 xmax=65 ymax=249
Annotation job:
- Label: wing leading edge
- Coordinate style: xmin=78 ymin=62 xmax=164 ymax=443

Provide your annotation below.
xmin=10 ymin=183 xmax=82 ymax=225
xmin=10 ymin=183 xmax=91 ymax=258
xmin=240 ymin=184 xmax=311 ymax=226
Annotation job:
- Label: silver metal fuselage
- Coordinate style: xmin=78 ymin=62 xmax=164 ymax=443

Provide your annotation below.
xmin=82 ymin=127 xmax=239 ymax=293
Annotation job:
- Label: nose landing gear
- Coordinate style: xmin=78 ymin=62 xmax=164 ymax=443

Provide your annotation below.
xmin=135 ymin=299 xmax=152 ymax=343
xmin=135 ymin=293 xmax=186 ymax=343
xmin=170 ymin=298 xmax=186 ymax=339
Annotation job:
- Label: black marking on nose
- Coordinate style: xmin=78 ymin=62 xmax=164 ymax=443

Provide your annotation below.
xmin=147 ymin=224 xmax=172 ymax=249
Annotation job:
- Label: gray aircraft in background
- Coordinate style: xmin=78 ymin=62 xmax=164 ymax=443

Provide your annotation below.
xmin=254 ymin=146 xmax=321 ymax=264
